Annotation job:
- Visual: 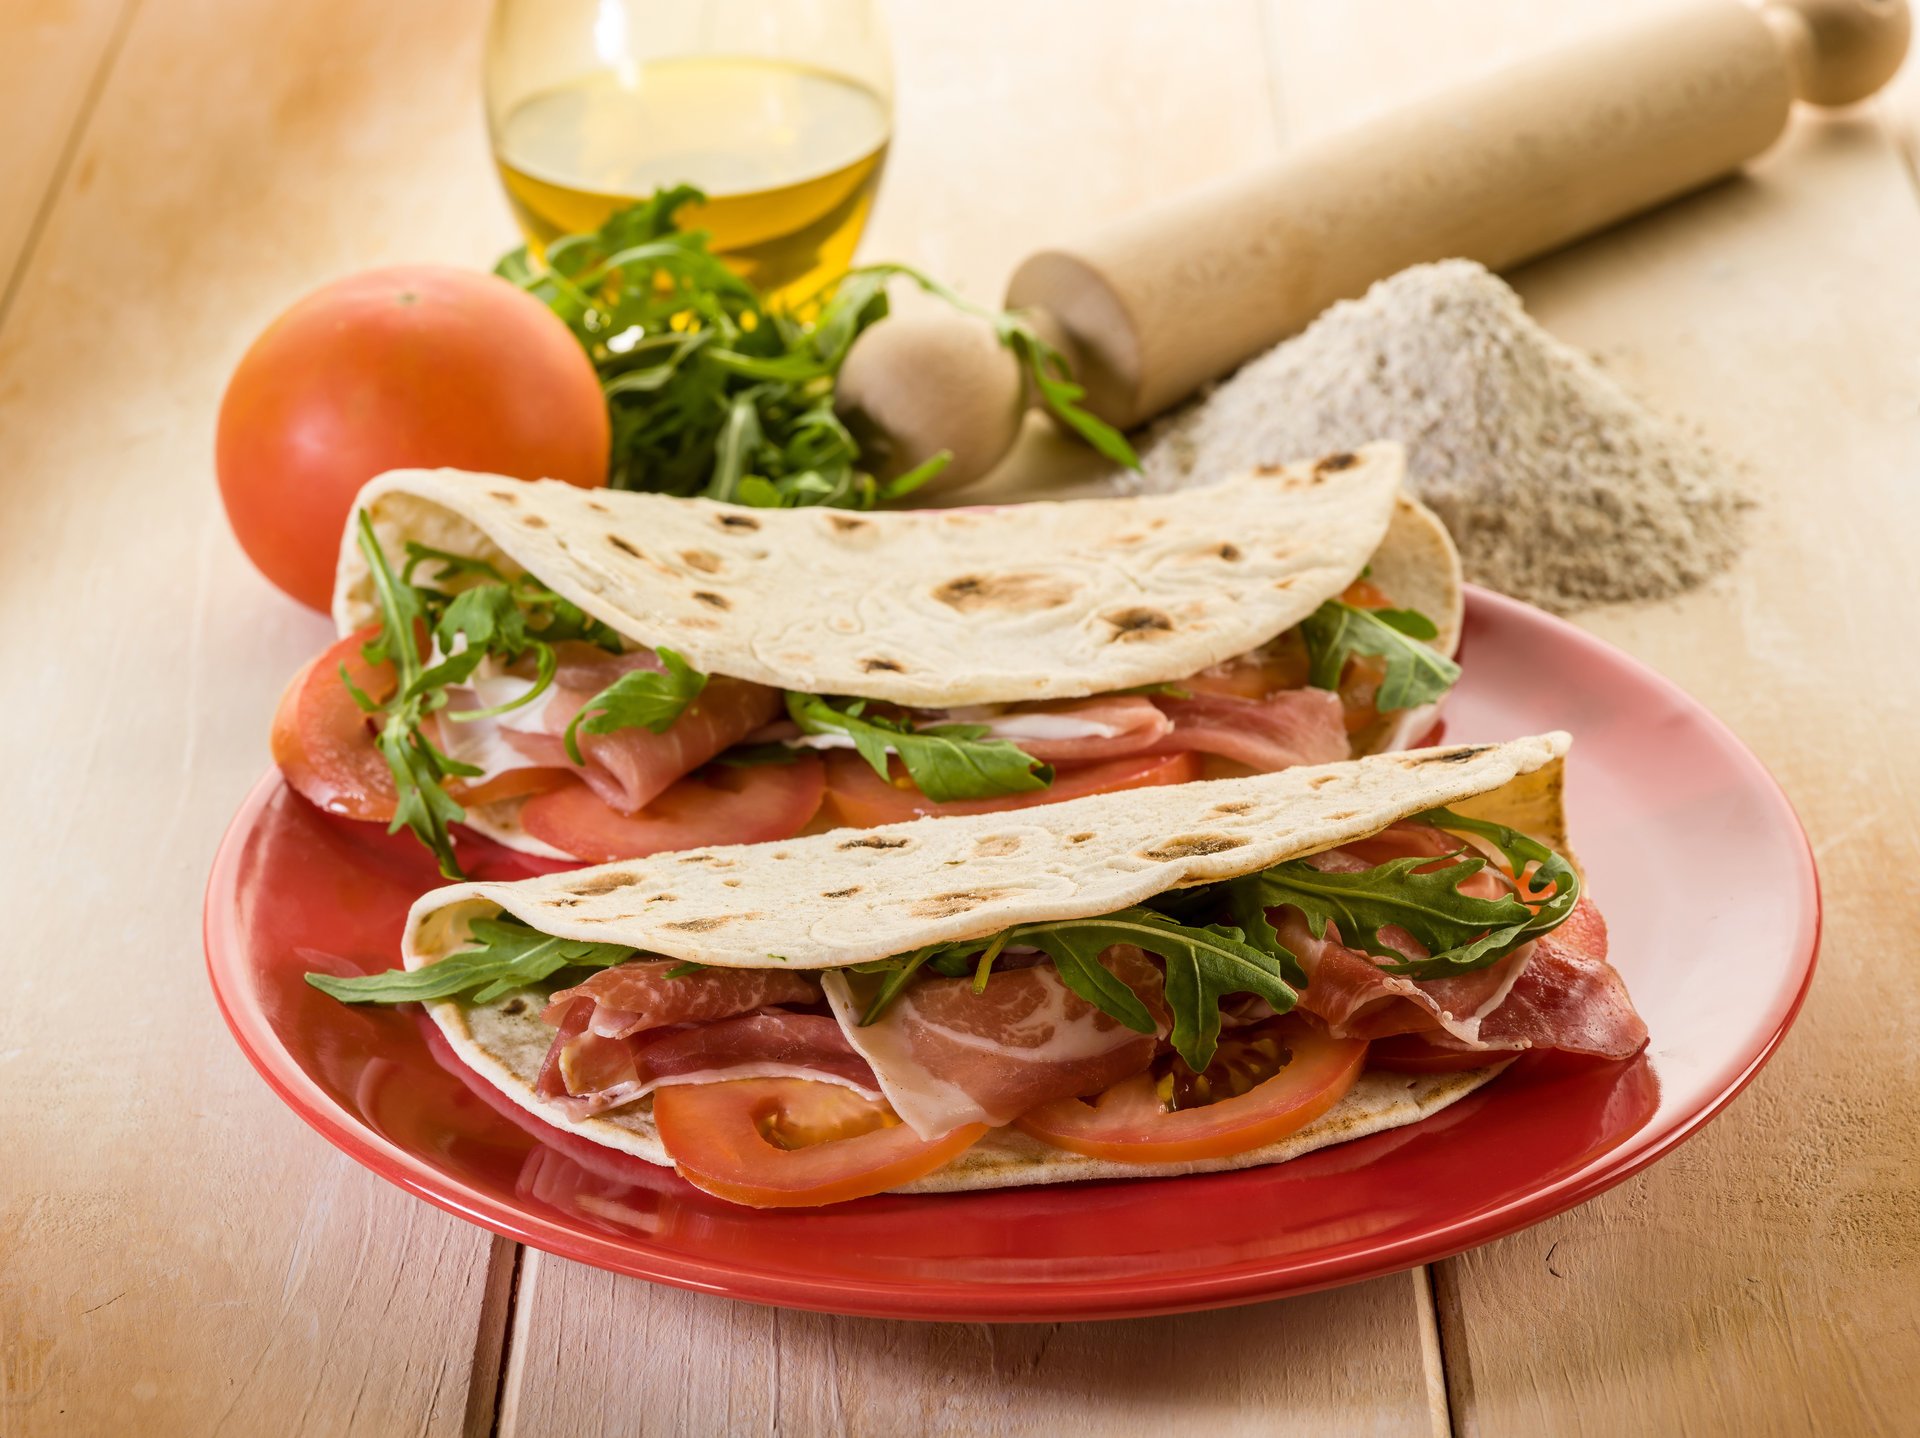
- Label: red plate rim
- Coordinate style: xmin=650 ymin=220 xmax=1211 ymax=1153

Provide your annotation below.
xmin=205 ymin=585 xmax=1820 ymax=1321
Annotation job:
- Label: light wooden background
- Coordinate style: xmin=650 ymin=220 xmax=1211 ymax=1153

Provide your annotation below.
xmin=4 ymin=2 xmax=1918 ymax=1434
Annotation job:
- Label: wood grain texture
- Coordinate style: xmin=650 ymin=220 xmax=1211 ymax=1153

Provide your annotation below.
xmin=0 ymin=0 xmax=132 ymax=322
xmin=0 ymin=0 xmax=515 ymax=1431
xmin=1267 ymin=4 xmax=1920 ymax=1434
xmin=499 ymin=1254 xmax=1444 ymax=1438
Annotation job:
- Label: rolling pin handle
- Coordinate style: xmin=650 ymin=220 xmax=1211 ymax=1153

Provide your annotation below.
xmin=1761 ymin=0 xmax=1910 ymax=106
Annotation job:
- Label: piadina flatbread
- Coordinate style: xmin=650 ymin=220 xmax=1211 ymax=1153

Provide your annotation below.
xmin=404 ymin=732 xmax=1570 ymax=1194
xmin=336 ymin=441 xmax=1458 ymax=707
xmin=330 ymin=441 xmax=1461 ymax=858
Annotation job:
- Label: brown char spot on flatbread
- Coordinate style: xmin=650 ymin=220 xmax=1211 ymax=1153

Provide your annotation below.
xmin=1142 ymin=834 xmax=1249 ymax=861
xmin=664 ymin=914 xmax=755 ymax=933
xmin=1427 ymin=746 xmax=1491 ymax=764
xmin=501 ymin=998 xmax=528 ymax=1016
xmin=1216 ymin=543 xmax=1241 ymax=561
xmin=680 ymin=550 xmax=722 ymax=574
xmin=723 ymin=879 xmax=742 ymax=889
xmin=1314 ymin=451 xmax=1360 ymax=476
xmin=717 ymin=513 xmax=760 ymax=532
xmin=586 ymin=500 xmax=610 ymax=514
xmin=1211 ymin=801 xmax=1255 ymax=815
xmin=1103 ymin=607 xmax=1174 ymax=641
xmin=521 ymin=514 xmax=548 ymax=529
xmin=828 ymin=515 xmax=870 ymax=534
xmin=608 ymin=535 xmax=642 ymax=559
xmin=1069 ymin=832 xmax=1096 ymax=844
xmin=1253 ymin=463 xmax=1286 ymax=476
xmin=569 ymin=873 xmax=639 ymax=896
xmin=822 ymin=886 xmax=862 ymax=899
xmin=971 ymin=834 xmax=1021 ymax=858
xmin=644 ymin=893 xmax=678 ymax=904
xmin=839 ymin=835 xmax=910 ymax=851
xmin=910 ymin=887 xmax=1014 ymax=919
xmin=692 ymin=590 xmax=730 ymax=610
xmin=861 ymin=657 xmax=904 ymax=673
xmin=1307 ymin=774 xmax=1339 ymax=789
xmin=490 ymin=490 xmax=519 ymax=504
xmin=933 ymin=572 xmax=1075 ymax=614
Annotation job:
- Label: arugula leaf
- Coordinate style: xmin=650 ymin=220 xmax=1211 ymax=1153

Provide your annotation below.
xmin=562 ymin=648 xmax=709 ymax=765
xmin=1299 ymin=600 xmax=1461 ymax=711
xmin=1243 ymin=813 xmax=1579 ymax=980
xmin=785 ymin=692 xmax=1052 ymax=803
xmin=306 ymin=915 xmax=638 ymax=1005
xmin=351 ymin=513 xmax=478 ymax=878
xmin=495 ymin=193 xmax=1134 ymax=512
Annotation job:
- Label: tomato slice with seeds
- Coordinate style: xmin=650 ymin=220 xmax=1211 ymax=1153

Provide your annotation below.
xmin=1015 ymin=1018 xmax=1369 ymax=1163
xmin=822 ymin=749 xmax=1200 ymax=828
xmin=652 ymin=1078 xmax=989 ymax=1207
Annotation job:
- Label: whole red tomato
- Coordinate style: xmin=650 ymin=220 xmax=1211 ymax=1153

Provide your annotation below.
xmin=217 ymin=265 xmax=608 ymax=611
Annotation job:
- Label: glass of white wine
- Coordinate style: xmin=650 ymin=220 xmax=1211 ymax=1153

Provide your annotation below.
xmin=484 ymin=0 xmax=893 ymax=309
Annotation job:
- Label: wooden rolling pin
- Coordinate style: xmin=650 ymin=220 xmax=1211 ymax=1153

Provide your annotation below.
xmin=836 ymin=0 xmax=1910 ymax=492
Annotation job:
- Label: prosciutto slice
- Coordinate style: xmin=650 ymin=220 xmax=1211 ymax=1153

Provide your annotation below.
xmin=503 ymin=642 xmax=782 ymax=814
xmin=536 ymin=1008 xmax=880 ymax=1119
xmin=1148 ymin=689 xmax=1350 ymax=771
xmin=963 ymin=696 xmax=1173 ymax=763
xmin=1274 ymin=827 xmax=1646 ymax=1061
xmin=823 ymin=946 xmax=1165 ymax=1139
xmin=543 ymin=959 xmax=816 ymax=1039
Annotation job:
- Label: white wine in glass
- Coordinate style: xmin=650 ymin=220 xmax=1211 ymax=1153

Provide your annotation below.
xmin=485 ymin=0 xmax=893 ymax=307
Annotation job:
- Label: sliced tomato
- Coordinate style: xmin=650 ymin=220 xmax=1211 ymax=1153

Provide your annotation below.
xmin=823 ymin=749 xmax=1200 ymax=828
xmin=1367 ymin=1033 xmax=1501 ymax=1074
xmin=273 ymin=627 xmax=574 ymax=820
xmin=271 ymin=628 xmax=400 ymax=820
xmin=1015 ymin=1018 xmax=1368 ymax=1163
xmin=520 ymin=756 xmax=826 ymax=861
xmin=652 ymin=1077 xmax=988 ymax=1207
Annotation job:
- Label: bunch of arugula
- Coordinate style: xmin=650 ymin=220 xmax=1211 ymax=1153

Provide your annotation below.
xmin=312 ymin=809 xmax=1577 ymax=1081
xmin=346 ymin=517 xmax=707 ymax=878
xmin=496 ymin=186 xmax=1138 ymax=508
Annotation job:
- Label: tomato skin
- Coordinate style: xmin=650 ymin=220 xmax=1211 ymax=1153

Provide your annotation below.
xmin=270 ymin=628 xmax=399 ymax=820
xmin=1015 ymin=1019 xmax=1369 ymax=1163
xmin=520 ymin=757 xmax=827 ymax=861
xmin=218 ymin=266 xmax=608 ymax=611
xmin=823 ymin=750 xmax=1200 ymax=828
xmin=652 ymin=1078 xmax=988 ymax=1207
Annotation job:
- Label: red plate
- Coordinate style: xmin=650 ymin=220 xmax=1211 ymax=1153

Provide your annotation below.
xmin=205 ymin=587 xmax=1818 ymax=1321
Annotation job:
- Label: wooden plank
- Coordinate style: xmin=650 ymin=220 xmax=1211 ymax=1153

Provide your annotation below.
xmin=500 ymin=1255 xmax=1443 ymax=1438
xmin=0 ymin=0 xmax=518 ymax=1430
xmin=0 ymin=0 xmax=131 ymax=323
xmin=1265 ymin=3 xmax=1920 ymax=1433
xmin=497 ymin=6 xmax=1435 ymax=1434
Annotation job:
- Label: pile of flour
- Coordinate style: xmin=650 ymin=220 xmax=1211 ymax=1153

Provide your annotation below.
xmin=1130 ymin=260 xmax=1745 ymax=612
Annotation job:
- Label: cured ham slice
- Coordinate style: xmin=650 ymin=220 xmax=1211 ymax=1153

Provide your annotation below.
xmin=536 ymin=1009 xmax=880 ymax=1119
xmin=822 ymin=946 xmax=1165 ymax=1139
xmin=1149 ymin=689 xmax=1351 ymax=771
xmin=963 ymin=696 xmax=1173 ymax=763
xmin=503 ymin=642 xmax=782 ymax=814
xmin=543 ymin=959 xmax=817 ymax=1039
xmin=1417 ymin=900 xmax=1647 ymax=1060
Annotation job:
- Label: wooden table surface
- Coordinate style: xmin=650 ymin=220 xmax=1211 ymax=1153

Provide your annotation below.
xmin=5 ymin=2 xmax=1918 ymax=1433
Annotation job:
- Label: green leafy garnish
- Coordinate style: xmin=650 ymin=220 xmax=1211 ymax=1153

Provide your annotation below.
xmin=349 ymin=523 xmax=627 ymax=877
xmin=562 ymin=647 xmax=708 ymax=765
xmin=785 ymin=691 xmax=1052 ymax=803
xmin=305 ymin=915 xmax=637 ymax=1006
xmin=1237 ymin=806 xmax=1578 ymax=980
xmin=1299 ymin=600 xmax=1461 ymax=711
xmin=496 ymin=189 xmax=1137 ymax=510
